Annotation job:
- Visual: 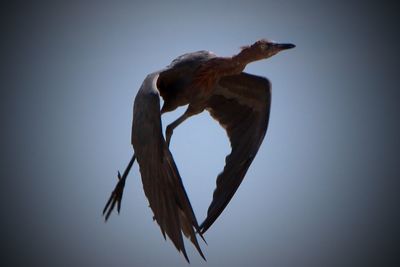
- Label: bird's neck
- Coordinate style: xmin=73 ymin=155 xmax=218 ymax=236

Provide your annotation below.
xmin=232 ymin=47 xmax=262 ymax=66
xmin=195 ymin=49 xmax=262 ymax=81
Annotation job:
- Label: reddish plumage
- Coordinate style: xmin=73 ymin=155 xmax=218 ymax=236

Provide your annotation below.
xmin=103 ymin=39 xmax=295 ymax=262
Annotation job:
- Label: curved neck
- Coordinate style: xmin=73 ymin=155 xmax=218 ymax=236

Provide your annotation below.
xmin=232 ymin=47 xmax=262 ymax=66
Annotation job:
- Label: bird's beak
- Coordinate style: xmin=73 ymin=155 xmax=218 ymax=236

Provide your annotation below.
xmin=274 ymin=43 xmax=296 ymax=51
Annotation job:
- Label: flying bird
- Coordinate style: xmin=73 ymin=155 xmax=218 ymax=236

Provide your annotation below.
xmin=103 ymin=39 xmax=295 ymax=262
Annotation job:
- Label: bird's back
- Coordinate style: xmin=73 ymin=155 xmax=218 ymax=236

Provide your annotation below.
xmin=157 ymin=51 xmax=216 ymax=113
xmin=167 ymin=50 xmax=216 ymax=69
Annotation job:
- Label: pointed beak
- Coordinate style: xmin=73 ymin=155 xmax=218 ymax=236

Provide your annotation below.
xmin=274 ymin=43 xmax=296 ymax=51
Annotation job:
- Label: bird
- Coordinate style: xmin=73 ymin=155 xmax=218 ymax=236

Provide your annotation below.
xmin=103 ymin=39 xmax=295 ymax=262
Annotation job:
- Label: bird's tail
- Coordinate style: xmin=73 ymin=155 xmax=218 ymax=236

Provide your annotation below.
xmin=103 ymin=153 xmax=136 ymax=220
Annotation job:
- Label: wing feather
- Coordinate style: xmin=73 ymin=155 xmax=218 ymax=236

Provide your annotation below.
xmin=200 ymin=72 xmax=271 ymax=234
xmin=131 ymin=73 xmax=205 ymax=261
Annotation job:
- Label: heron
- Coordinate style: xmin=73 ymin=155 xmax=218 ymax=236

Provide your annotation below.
xmin=103 ymin=39 xmax=295 ymax=262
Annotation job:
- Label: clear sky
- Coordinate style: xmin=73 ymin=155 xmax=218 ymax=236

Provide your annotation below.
xmin=2 ymin=1 xmax=399 ymax=266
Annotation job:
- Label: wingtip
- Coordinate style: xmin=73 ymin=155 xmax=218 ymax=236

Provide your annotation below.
xmin=199 ymin=222 xmax=210 ymax=235
xmin=200 ymin=234 xmax=208 ymax=245
xmin=181 ymin=248 xmax=190 ymax=263
xmin=192 ymin=237 xmax=206 ymax=261
xmin=196 ymin=228 xmax=208 ymax=245
xmin=197 ymin=248 xmax=207 ymax=261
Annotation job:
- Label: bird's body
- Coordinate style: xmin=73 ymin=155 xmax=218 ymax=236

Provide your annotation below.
xmin=158 ymin=40 xmax=288 ymax=117
xmin=103 ymin=39 xmax=295 ymax=262
xmin=157 ymin=50 xmax=217 ymax=114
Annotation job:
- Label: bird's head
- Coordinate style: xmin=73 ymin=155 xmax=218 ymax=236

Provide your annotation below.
xmin=240 ymin=39 xmax=295 ymax=61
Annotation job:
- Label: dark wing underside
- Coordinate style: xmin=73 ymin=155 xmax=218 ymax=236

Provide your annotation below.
xmin=200 ymin=72 xmax=272 ymax=234
xmin=131 ymin=73 xmax=204 ymax=262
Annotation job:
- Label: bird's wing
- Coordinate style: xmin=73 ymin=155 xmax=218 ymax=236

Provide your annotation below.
xmin=200 ymin=72 xmax=271 ymax=234
xmin=131 ymin=73 xmax=205 ymax=262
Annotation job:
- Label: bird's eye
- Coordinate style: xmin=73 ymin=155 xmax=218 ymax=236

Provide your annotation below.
xmin=260 ymin=43 xmax=268 ymax=50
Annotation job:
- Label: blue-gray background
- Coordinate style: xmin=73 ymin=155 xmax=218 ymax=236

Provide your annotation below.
xmin=2 ymin=1 xmax=399 ymax=266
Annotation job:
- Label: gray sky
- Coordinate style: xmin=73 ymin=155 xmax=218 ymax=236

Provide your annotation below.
xmin=2 ymin=1 xmax=399 ymax=266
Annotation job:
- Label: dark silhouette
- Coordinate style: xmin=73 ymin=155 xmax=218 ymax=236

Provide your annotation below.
xmin=103 ymin=39 xmax=295 ymax=262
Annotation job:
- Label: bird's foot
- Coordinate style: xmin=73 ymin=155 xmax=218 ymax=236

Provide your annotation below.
xmin=103 ymin=171 xmax=127 ymax=221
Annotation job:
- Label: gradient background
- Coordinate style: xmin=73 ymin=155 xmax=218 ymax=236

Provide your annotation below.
xmin=2 ymin=1 xmax=399 ymax=266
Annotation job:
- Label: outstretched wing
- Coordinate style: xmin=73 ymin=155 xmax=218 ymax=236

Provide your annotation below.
xmin=131 ymin=73 xmax=205 ymax=262
xmin=200 ymin=72 xmax=272 ymax=234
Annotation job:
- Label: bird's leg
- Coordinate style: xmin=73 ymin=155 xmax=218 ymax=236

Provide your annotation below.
xmin=165 ymin=112 xmax=191 ymax=147
xmin=164 ymin=104 xmax=204 ymax=147
xmin=103 ymin=154 xmax=136 ymax=221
